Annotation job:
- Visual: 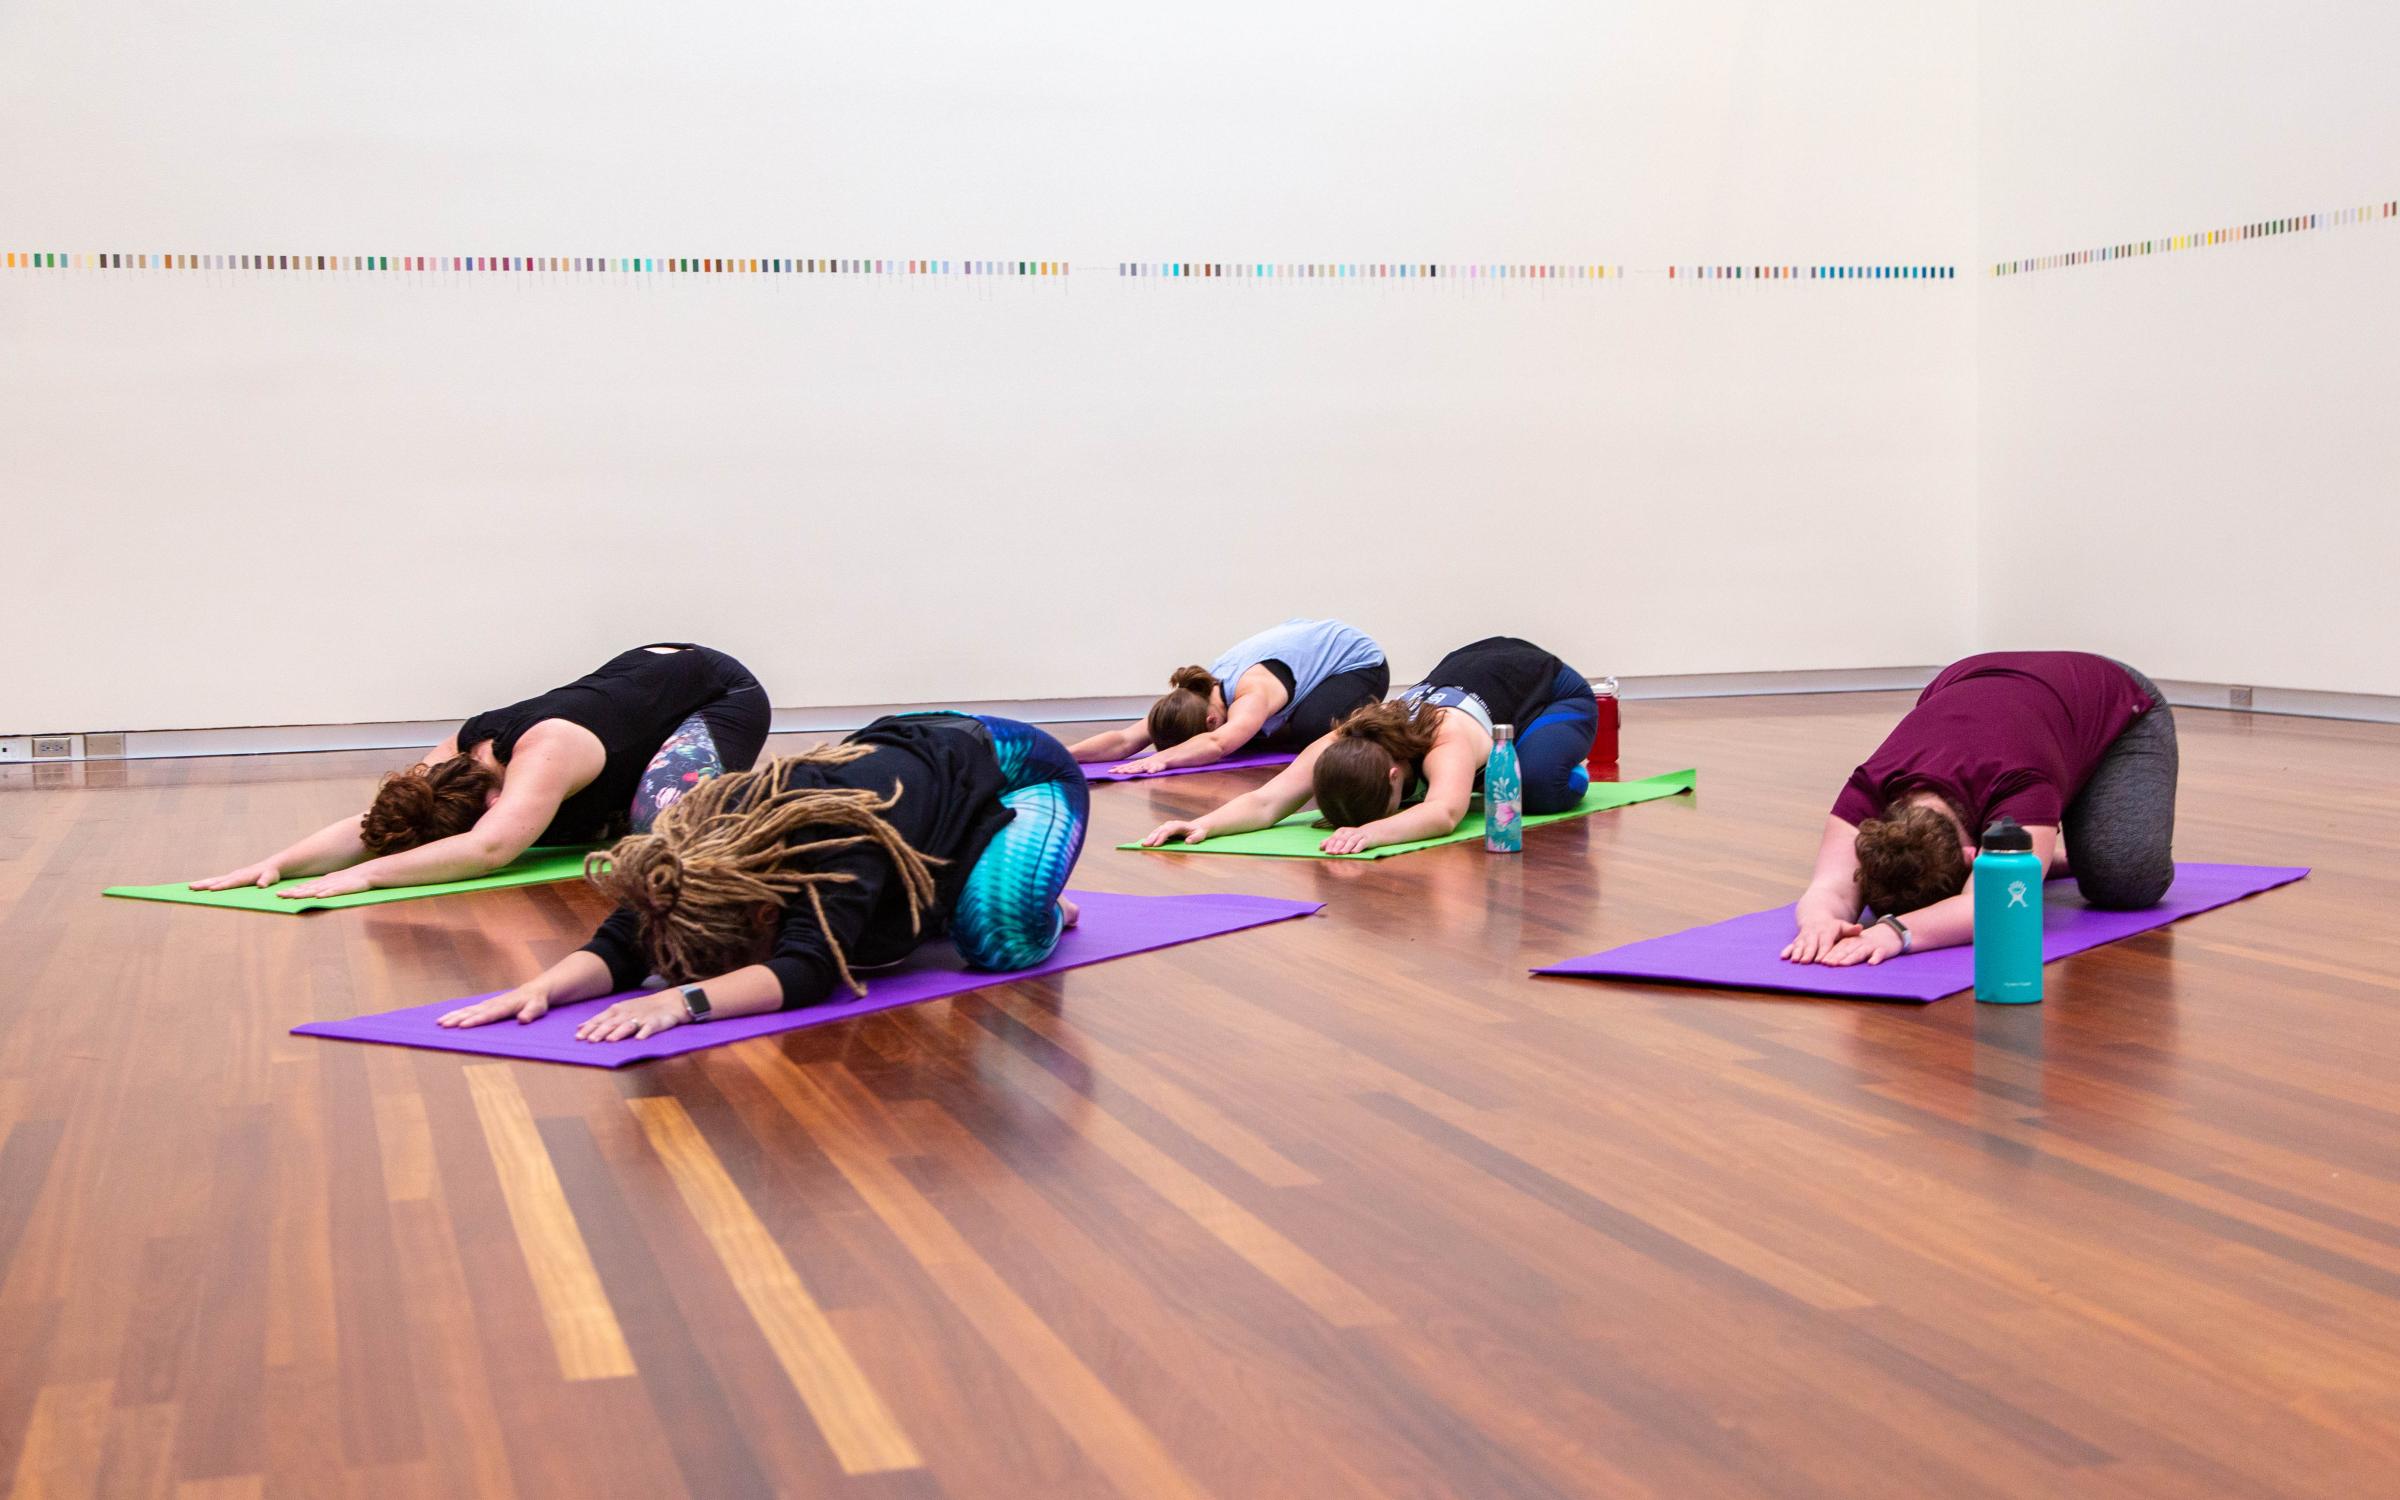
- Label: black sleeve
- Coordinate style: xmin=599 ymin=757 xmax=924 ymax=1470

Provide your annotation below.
xmin=760 ymin=839 xmax=896 ymax=1009
xmin=578 ymin=906 xmax=652 ymax=992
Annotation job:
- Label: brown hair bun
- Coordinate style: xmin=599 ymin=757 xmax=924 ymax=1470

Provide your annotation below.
xmin=360 ymin=754 xmax=498 ymax=856
xmin=1855 ymin=800 xmax=1971 ymax=917
xmin=1146 ymin=666 xmax=1223 ymax=749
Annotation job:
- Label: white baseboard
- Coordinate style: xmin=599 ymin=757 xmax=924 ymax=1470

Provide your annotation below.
xmin=8 ymin=670 xmax=2395 ymax=763
xmin=2153 ymin=679 xmax=2400 ymax=725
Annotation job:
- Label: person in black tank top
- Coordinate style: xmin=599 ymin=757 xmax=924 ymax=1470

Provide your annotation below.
xmin=1136 ymin=634 xmax=1598 ymax=856
xmin=187 ymin=644 xmax=772 ymax=901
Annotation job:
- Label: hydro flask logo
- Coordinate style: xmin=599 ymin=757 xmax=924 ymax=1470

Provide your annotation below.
xmin=2007 ymin=881 xmax=2029 ymax=908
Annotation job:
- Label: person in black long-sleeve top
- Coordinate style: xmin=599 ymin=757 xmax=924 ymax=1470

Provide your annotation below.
xmin=437 ymin=713 xmax=1089 ymax=1045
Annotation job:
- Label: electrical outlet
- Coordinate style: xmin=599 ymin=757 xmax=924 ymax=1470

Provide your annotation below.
xmin=2229 ymin=686 xmax=2255 ymax=709
xmin=85 ymin=732 xmax=127 ymax=758
xmin=32 ymin=735 xmax=74 ymax=759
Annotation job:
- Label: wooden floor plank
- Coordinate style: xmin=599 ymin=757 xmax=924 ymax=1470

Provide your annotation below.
xmin=5 ymin=699 xmax=2396 ymax=1496
xmin=626 ymin=1094 xmax=923 ymax=1477
xmin=463 ymin=1066 xmax=637 ymax=1383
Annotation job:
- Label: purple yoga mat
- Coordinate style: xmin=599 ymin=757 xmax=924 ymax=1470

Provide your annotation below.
xmin=293 ymin=890 xmax=1322 ymax=1067
xmin=1079 ymin=751 xmax=1297 ymax=783
xmin=1534 ymin=863 xmax=2309 ymax=1003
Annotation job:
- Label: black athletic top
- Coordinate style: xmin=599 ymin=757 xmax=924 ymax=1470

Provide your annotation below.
xmin=1410 ymin=636 xmax=1567 ymax=732
xmin=456 ymin=643 xmax=761 ymax=844
xmin=579 ymin=715 xmax=1014 ymax=1009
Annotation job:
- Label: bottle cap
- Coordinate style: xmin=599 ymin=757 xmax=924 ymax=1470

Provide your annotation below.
xmin=1493 ymin=724 xmax=1514 ymax=743
xmin=1980 ymin=815 xmax=2033 ymax=853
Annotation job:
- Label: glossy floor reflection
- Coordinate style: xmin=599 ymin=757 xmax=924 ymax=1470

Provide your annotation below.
xmin=0 ymin=693 xmax=2392 ymax=1498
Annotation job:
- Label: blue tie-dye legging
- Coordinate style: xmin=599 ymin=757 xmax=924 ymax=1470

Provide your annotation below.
xmin=950 ymin=715 xmax=1091 ymax=972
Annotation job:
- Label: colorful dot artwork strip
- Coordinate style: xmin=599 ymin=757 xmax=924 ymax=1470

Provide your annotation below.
xmin=1993 ymin=200 xmax=2398 ymax=277
xmin=1120 ymin=263 xmax=1953 ymax=281
xmin=0 ymin=255 xmax=1069 ymax=275
xmin=0 ymin=253 xmax=1958 ymax=283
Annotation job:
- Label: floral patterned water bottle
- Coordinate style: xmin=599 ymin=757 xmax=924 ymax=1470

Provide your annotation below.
xmin=1484 ymin=725 xmax=1523 ymax=854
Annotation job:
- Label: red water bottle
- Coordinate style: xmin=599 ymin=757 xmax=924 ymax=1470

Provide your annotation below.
xmin=1587 ymin=676 xmax=1620 ymax=779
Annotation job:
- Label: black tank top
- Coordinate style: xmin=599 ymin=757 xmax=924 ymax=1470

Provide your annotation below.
xmin=1413 ymin=637 xmax=1566 ymax=732
xmin=455 ymin=644 xmax=758 ymax=843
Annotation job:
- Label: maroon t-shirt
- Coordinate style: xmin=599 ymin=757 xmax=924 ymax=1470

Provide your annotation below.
xmin=1832 ymin=653 xmax=2155 ymax=832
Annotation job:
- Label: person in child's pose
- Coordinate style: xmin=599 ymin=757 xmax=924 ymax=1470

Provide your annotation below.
xmin=190 ymin=644 xmax=772 ymax=900
xmin=1139 ymin=635 xmax=1595 ymax=856
xmin=439 ymin=713 xmax=1088 ymax=1042
xmin=1066 ymin=617 xmax=1387 ymax=775
xmin=1782 ymin=651 xmax=2178 ymax=967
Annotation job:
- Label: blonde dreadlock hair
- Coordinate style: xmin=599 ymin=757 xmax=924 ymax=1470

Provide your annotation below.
xmin=585 ymin=746 xmax=944 ymax=996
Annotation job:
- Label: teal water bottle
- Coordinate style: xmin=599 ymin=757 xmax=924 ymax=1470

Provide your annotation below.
xmin=1973 ymin=816 xmax=2044 ymax=1003
xmin=1484 ymin=725 xmax=1522 ymax=854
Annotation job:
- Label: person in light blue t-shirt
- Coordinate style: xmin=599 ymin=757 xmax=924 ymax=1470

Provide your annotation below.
xmin=1065 ymin=617 xmax=1389 ymax=776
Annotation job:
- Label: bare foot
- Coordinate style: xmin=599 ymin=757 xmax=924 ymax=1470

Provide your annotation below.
xmin=1059 ymin=897 xmax=1080 ymax=929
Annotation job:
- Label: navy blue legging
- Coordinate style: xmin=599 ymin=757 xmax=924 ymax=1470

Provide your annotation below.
xmin=1516 ymin=663 xmax=1599 ymax=814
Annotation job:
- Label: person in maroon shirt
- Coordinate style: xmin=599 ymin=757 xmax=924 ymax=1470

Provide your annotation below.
xmin=1783 ymin=652 xmax=2179 ymax=967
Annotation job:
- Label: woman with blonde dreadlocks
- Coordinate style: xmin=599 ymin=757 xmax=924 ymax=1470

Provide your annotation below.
xmin=436 ymin=713 xmax=1089 ymax=1044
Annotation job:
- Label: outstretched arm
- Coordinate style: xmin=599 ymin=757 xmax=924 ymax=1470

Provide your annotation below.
xmin=1112 ymin=690 xmax=1274 ymax=775
xmin=188 ymin=736 xmax=463 ymax=889
xmin=438 ymin=948 xmax=620 ymax=1028
xmin=1781 ymin=816 xmax=1865 ymax=962
xmin=1064 ymin=722 xmax=1150 ymax=762
xmin=1812 ymin=824 xmax=2060 ymax=966
xmin=277 ymin=735 xmax=582 ymax=898
xmin=1138 ymin=742 xmax=1325 ymax=846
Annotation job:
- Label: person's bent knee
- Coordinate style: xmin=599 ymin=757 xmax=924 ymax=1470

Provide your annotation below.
xmin=1522 ymin=764 xmax=1589 ymax=816
xmin=2078 ymin=867 xmax=2173 ymax=910
xmin=953 ymin=906 xmax=1063 ymax=972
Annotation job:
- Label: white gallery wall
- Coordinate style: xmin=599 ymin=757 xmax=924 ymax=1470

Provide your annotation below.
xmin=0 ymin=2 xmax=1977 ymax=733
xmin=1978 ymin=2 xmax=2400 ymax=697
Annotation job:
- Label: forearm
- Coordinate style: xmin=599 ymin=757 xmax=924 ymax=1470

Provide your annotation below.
xmin=1194 ymin=791 xmax=1284 ymax=837
xmin=271 ymin=817 xmax=372 ymax=878
xmin=521 ymin=950 xmax=620 ymax=1005
xmin=1148 ymin=730 xmax=1242 ymax=770
xmin=684 ymin=963 xmax=792 ymax=1020
xmin=1895 ymin=892 xmax=1976 ymax=953
xmin=1797 ymin=880 xmax=1861 ymax=925
xmin=1358 ymin=802 xmax=1464 ymax=847
xmin=1064 ymin=726 xmax=1143 ymax=761
xmin=352 ymin=831 xmax=525 ymax=888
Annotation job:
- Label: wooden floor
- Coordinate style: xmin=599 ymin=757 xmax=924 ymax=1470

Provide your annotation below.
xmin=3 ymin=694 xmax=2397 ymax=1499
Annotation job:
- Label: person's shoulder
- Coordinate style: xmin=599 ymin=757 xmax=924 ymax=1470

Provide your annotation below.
xmin=513 ymin=717 xmax=606 ymax=759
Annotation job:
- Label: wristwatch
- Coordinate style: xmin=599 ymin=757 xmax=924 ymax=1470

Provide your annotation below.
xmin=678 ymin=984 xmax=713 ymax=1023
xmin=1873 ymin=914 xmax=1913 ymax=954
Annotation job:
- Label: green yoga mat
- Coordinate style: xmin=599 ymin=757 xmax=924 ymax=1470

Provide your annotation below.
xmin=104 ymin=845 xmax=603 ymax=914
xmin=1120 ymin=768 xmax=1696 ymax=860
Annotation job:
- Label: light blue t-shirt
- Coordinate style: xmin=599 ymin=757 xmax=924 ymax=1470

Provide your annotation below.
xmin=1210 ymin=618 xmax=1386 ymax=737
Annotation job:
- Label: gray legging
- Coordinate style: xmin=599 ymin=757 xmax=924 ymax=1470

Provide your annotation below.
xmin=2062 ymin=663 xmax=2179 ymax=909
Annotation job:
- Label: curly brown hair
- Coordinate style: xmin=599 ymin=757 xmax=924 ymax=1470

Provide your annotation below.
xmin=1312 ymin=698 xmax=1443 ymax=829
xmin=583 ymin=746 xmax=941 ymax=992
xmin=359 ymin=754 xmax=499 ymax=856
xmin=1855 ymin=799 xmax=1970 ymax=917
xmin=1145 ymin=665 xmax=1220 ymax=750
